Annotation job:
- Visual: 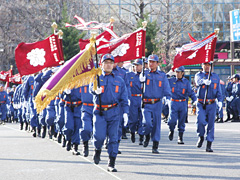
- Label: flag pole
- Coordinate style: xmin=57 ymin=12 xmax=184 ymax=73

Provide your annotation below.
xmin=203 ymin=28 xmax=219 ymax=109
xmin=141 ymin=21 xmax=147 ymax=108
xmin=91 ymin=32 xmax=103 ymax=116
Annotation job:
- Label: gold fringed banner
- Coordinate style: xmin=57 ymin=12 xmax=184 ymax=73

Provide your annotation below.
xmin=35 ymin=40 xmax=102 ymax=113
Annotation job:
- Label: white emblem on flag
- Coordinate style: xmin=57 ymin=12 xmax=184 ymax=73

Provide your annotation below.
xmin=187 ymin=50 xmax=198 ymax=59
xmin=27 ymin=48 xmax=46 ymax=67
xmin=111 ymin=43 xmax=130 ymax=57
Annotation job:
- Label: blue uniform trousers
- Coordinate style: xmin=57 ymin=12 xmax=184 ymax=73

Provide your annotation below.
xmin=22 ymin=107 xmax=27 ymax=123
xmin=39 ymin=109 xmax=47 ymax=126
xmin=167 ymin=101 xmax=187 ymax=132
xmin=231 ymin=98 xmax=240 ymax=117
xmin=30 ymin=107 xmax=39 ymax=128
xmin=0 ymin=104 xmax=7 ymax=121
xmin=17 ymin=108 xmax=23 ymax=123
xmin=46 ymin=105 xmax=56 ymax=127
xmin=142 ymin=101 xmax=162 ymax=142
xmin=196 ymin=102 xmax=216 ymax=142
xmin=55 ymin=106 xmax=65 ymax=134
xmin=129 ymin=96 xmax=143 ymax=135
xmin=117 ymin=107 xmax=124 ymax=141
xmin=63 ymin=106 xmax=82 ymax=144
xmin=80 ymin=106 xmax=93 ymax=142
xmin=93 ymin=107 xmax=120 ymax=158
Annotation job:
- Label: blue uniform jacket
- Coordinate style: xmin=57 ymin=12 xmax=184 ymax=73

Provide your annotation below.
xmin=195 ymin=71 xmax=222 ymax=102
xmin=127 ymin=71 xmax=142 ymax=95
xmin=22 ymin=75 xmax=34 ymax=102
xmin=169 ymin=77 xmax=196 ymax=101
xmin=0 ymin=91 xmax=9 ymax=104
xmin=112 ymin=66 xmax=131 ymax=99
xmin=90 ymin=71 xmax=129 ymax=114
xmin=143 ymin=70 xmax=171 ymax=100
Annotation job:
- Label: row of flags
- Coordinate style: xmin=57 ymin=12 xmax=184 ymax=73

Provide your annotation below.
xmin=0 ymin=16 xmax=218 ymax=110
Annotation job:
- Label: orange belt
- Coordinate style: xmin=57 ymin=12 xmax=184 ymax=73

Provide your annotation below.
xmin=83 ymin=103 xmax=94 ymax=106
xmin=198 ymin=98 xmax=215 ymax=105
xmin=143 ymin=98 xmax=161 ymax=104
xmin=198 ymin=99 xmax=215 ymax=102
xmin=96 ymin=103 xmax=118 ymax=111
xmin=131 ymin=94 xmax=142 ymax=97
xmin=171 ymin=99 xmax=186 ymax=102
xmin=62 ymin=99 xmax=82 ymax=106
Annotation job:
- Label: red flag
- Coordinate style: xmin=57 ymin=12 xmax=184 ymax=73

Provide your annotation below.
xmin=0 ymin=71 xmax=9 ymax=82
xmin=172 ymin=32 xmax=217 ymax=70
xmin=97 ymin=28 xmax=146 ymax=62
xmin=15 ymin=34 xmax=63 ymax=76
xmin=79 ymin=28 xmax=118 ymax=50
xmin=10 ymin=73 xmax=22 ymax=84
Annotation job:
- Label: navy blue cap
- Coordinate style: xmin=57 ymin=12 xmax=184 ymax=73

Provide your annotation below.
xmin=133 ymin=59 xmax=143 ymax=65
xmin=148 ymin=54 xmax=159 ymax=62
xmin=202 ymin=62 xmax=212 ymax=65
xmin=102 ymin=54 xmax=114 ymax=63
xmin=232 ymin=74 xmax=240 ymax=79
xmin=175 ymin=66 xmax=185 ymax=72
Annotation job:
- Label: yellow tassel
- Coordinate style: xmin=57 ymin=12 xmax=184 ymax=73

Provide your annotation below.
xmin=35 ymin=42 xmax=102 ymax=114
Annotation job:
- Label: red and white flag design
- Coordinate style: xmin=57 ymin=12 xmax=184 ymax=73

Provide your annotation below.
xmin=172 ymin=32 xmax=217 ymax=70
xmin=15 ymin=34 xmax=63 ymax=76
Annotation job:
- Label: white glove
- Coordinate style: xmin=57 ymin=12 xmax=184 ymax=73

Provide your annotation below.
xmin=123 ymin=113 xmax=128 ymax=126
xmin=226 ymin=97 xmax=230 ymax=102
xmin=95 ymin=87 xmax=103 ymax=95
xmin=203 ymin=79 xmax=211 ymax=85
xmin=23 ymin=101 xmax=27 ymax=108
xmin=193 ymin=101 xmax=197 ymax=106
xmin=139 ymin=73 xmax=146 ymax=82
xmin=230 ymin=96 xmax=234 ymax=101
xmin=128 ymin=99 xmax=131 ymax=106
xmin=166 ymin=99 xmax=171 ymax=108
xmin=218 ymin=101 xmax=222 ymax=111
xmin=33 ymin=102 xmax=37 ymax=109
xmin=64 ymin=89 xmax=71 ymax=94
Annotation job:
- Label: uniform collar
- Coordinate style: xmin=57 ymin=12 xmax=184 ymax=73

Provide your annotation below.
xmin=175 ymin=77 xmax=183 ymax=82
xmin=149 ymin=69 xmax=160 ymax=74
xmin=102 ymin=70 xmax=115 ymax=77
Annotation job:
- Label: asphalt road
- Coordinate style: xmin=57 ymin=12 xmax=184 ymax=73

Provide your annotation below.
xmin=0 ymin=114 xmax=239 ymax=180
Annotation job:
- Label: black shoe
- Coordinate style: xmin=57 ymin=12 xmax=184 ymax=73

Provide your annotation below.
xmin=152 ymin=141 xmax=159 ymax=154
xmin=177 ymin=132 xmax=184 ymax=144
xmin=130 ymin=132 xmax=135 ymax=143
xmin=93 ymin=149 xmax=101 ymax=164
xmin=118 ymin=150 xmax=122 ymax=154
xmin=32 ymin=127 xmax=36 ymax=137
xmin=82 ymin=141 xmax=89 ymax=157
xmin=66 ymin=140 xmax=72 ymax=151
xmin=62 ymin=137 xmax=66 ymax=148
xmin=107 ymin=156 xmax=117 ymax=172
xmin=25 ymin=122 xmax=28 ymax=131
xmin=121 ymin=134 xmax=128 ymax=139
xmin=206 ymin=141 xmax=213 ymax=152
xmin=37 ymin=128 xmax=41 ymax=137
xmin=168 ymin=131 xmax=174 ymax=141
xmin=72 ymin=144 xmax=80 ymax=155
xmin=139 ymin=135 xmax=144 ymax=145
xmin=217 ymin=118 xmax=223 ymax=123
xmin=20 ymin=122 xmax=23 ymax=130
xmin=143 ymin=134 xmax=150 ymax=147
xmin=197 ymin=136 xmax=204 ymax=148
xmin=57 ymin=134 xmax=62 ymax=143
xmin=42 ymin=126 xmax=46 ymax=139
